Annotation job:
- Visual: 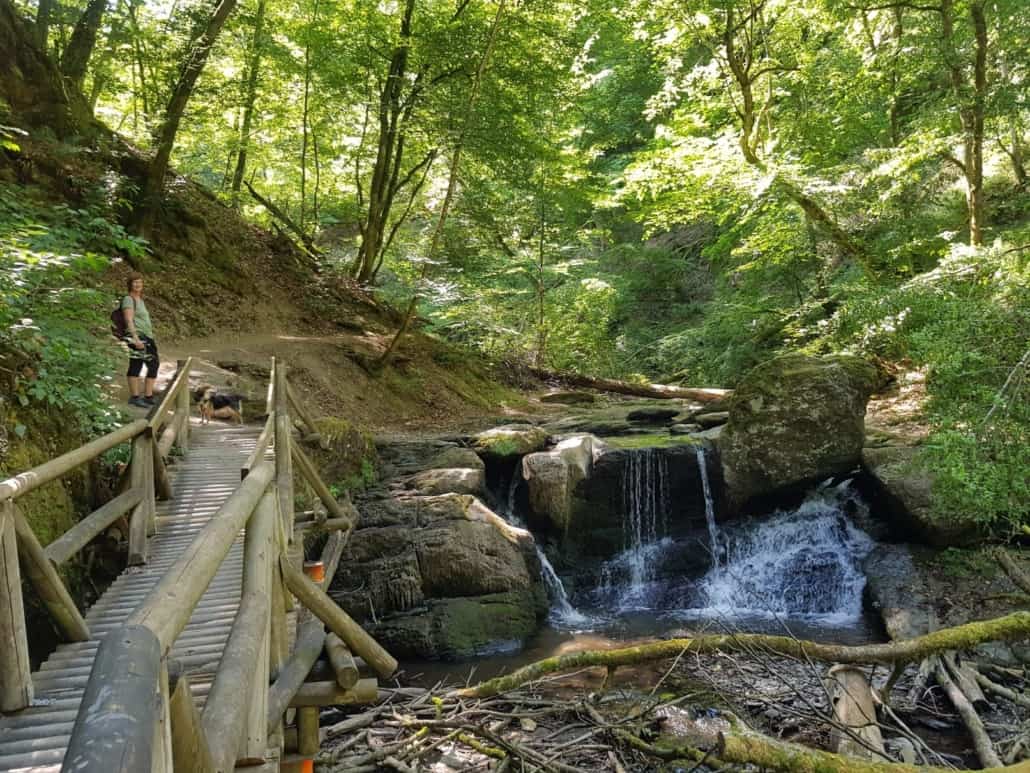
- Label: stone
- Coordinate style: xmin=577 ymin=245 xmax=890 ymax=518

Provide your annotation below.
xmin=540 ymin=391 xmax=596 ymax=405
xmin=718 ymin=354 xmax=881 ymax=509
xmin=694 ymin=411 xmax=729 ymax=428
xmin=472 ymin=424 xmax=549 ymax=458
xmin=522 ymin=435 xmax=604 ymax=532
xmin=690 ymin=425 xmax=724 ymax=441
xmin=862 ymin=444 xmax=978 ymax=546
xmin=406 ymin=467 xmax=485 ymax=497
xmin=424 ymin=447 xmax=485 ymax=471
xmin=627 ymin=406 xmax=680 ymax=423
xmin=862 ymin=544 xmax=937 ymax=640
xmin=329 ymin=493 xmax=546 ymax=659
xmin=669 ymin=423 xmax=702 ymax=435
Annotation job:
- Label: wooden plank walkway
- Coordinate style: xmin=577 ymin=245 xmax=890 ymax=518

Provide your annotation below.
xmin=0 ymin=422 xmax=261 ymax=772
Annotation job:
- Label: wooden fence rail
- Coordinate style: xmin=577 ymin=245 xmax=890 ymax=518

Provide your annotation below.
xmin=0 ymin=357 xmax=193 ymax=714
xmin=0 ymin=355 xmax=398 ymax=772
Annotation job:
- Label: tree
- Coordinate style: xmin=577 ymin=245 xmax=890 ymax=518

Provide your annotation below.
xmin=137 ymin=0 xmax=240 ymax=235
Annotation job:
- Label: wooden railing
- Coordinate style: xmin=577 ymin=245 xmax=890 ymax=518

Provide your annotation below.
xmin=52 ymin=357 xmax=395 ymax=772
xmin=0 ymin=357 xmax=193 ymax=714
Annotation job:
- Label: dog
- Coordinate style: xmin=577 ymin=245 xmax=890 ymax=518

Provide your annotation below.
xmin=194 ymin=385 xmax=244 ymax=425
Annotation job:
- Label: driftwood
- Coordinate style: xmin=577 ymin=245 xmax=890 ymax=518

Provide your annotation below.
xmin=456 ymin=611 xmax=1030 ymax=698
xmin=529 ymin=366 xmax=729 ymax=403
xmin=825 ymin=665 xmax=885 ymax=760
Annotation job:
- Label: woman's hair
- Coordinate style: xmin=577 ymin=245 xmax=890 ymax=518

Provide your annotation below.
xmin=126 ymin=272 xmax=144 ymax=293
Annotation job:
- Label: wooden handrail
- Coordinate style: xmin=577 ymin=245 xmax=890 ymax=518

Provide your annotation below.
xmin=148 ymin=356 xmax=193 ymax=433
xmin=0 ymin=419 xmax=148 ymax=501
xmin=242 ymin=412 xmax=274 ymax=480
xmin=126 ymin=462 xmax=274 ymax=652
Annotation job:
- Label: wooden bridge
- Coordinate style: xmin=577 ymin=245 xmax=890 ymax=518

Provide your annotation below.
xmin=0 ymin=358 xmax=395 ymax=772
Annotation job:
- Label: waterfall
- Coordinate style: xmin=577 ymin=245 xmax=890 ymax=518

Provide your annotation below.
xmin=536 ymin=547 xmax=589 ymax=626
xmin=594 ymin=448 xmax=672 ymax=609
xmin=696 ymin=481 xmax=875 ymax=622
xmin=696 ymin=447 xmax=720 ymax=566
xmin=494 ymin=461 xmax=585 ymax=625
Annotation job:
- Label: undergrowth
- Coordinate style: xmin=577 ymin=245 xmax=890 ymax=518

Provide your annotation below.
xmin=0 ymin=181 xmax=142 ymax=439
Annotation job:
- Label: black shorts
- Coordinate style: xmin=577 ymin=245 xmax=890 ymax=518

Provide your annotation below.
xmin=126 ymin=336 xmax=159 ymax=379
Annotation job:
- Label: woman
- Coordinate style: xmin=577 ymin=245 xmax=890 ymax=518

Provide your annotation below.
xmin=122 ymin=273 xmax=159 ymax=408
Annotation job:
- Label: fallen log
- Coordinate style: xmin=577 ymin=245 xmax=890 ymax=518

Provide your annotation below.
xmin=455 ymin=611 xmax=1030 ymax=698
xmin=614 ymin=713 xmax=1030 ymax=773
xmin=529 ymin=367 xmax=729 ymax=403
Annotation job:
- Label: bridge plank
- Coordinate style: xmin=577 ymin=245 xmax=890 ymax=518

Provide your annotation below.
xmin=0 ymin=422 xmax=261 ymax=773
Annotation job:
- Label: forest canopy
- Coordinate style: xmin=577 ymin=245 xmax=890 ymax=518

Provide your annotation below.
xmin=1 ymin=0 xmax=1028 ymax=532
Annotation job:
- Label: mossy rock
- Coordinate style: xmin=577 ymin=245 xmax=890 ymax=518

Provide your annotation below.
xmin=719 ymin=354 xmax=880 ymax=509
xmin=471 ymin=424 xmax=548 ymax=459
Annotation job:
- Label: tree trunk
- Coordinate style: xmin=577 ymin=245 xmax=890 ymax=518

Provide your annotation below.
xmin=230 ymin=0 xmax=267 ymax=205
xmin=61 ymin=0 xmax=108 ymax=86
xmin=721 ymin=4 xmax=870 ymax=268
xmin=353 ymin=0 xmax=416 ymax=283
xmin=35 ymin=0 xmax=51 ymax=50
xmin=528 ymin=367 xmax=730 ymax=402
xmin=299 ymin=0 xmax=319 ymax=230
xmin=377 ymin=0 xmax=508 ymax=367
xmin=457 ymin=610 xmax=1030 ymax=698
xmin=137 ymin=0 xmax=239 ymax=235
xmin=87 ymin=0 xmax=128 ymax=109
xmin=941 ymin=0 xmax=988 ymax=247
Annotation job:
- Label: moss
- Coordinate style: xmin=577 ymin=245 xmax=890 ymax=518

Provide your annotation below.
xmin=606 ymin=434 xmax=702 ymax=450
xmin=431 ymin=591 xmax=539 ymax=659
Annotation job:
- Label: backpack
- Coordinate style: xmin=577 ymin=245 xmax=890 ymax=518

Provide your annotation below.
xmin=111 ymin=297 xmax=135 ymax=338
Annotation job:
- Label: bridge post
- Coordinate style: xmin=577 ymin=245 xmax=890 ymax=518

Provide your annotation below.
xmin=0 ymin=499 xmax=33 ymax=712
xmin=128 ymin=431 xmax=156 ymax=565
xmin=175 ymin=359 xmax=190 ymax=453
xmin=274 ymin=361 xmax=294 ymax=543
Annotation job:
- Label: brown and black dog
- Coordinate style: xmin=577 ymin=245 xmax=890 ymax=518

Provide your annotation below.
xmin=194 ymin=384 xmax=244 ymax=425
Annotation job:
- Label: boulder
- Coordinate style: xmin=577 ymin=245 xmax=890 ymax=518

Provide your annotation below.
xmin=366 ymin=590 xmax=544 ymax=660
xmin=472 ymin=424 xmax=549 ymax=458
xmin=329 ymin=493 xmax=546 ymax=659
xmin=669 ymin=423 xmax=702 ymax=435
xmin=719 ymin=354 xmax=880 ymax=509
xmin=627 ymin=407 xmax=679 ymax=423
xmin=695 ymin=411 xmax=729 ymax=428
xmin=862 ymin=544 xmax=937 ymax=640
xmin=522 ymin=435 xmax=604 ymax=531
xmin=540 ymin=391 xmax=596 ymax=405
xmin=407 ymin=467 xmax=485 ymax=496
xmin=424 ymin=447 xmax=485 ymax=471
xmin=862 ymin=444 xmax=978 ymax=546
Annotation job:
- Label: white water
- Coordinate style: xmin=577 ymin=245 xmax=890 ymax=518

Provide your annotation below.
xmin=620 ymin=449 xmax=670 ymax=590
xmin=536 ymin=547 xmax=590 ymax=626
xmin=696 ymin=447 xmax=720 ymax=566
xmin=498 ymin=464 xmax=587 ymax=626
xmin=692 ymin=481 xmax=875 ymax=624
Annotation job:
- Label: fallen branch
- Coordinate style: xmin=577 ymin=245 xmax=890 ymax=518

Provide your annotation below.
xmin=455 ymin=612 xmax=1030 ymax=698
xmin=996 ymin=548 xmax=1030 ymax=595
xmin=245 ymin=180 xmax=320 ymax=258
xmin=529 ymin=366 xmax=730 ymax=403
xmin=934 ymin=657 xmax=1003 ymax=768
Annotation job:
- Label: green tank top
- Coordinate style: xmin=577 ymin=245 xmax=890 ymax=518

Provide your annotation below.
xmin=122 ymin=295 xmax=154 ymax=338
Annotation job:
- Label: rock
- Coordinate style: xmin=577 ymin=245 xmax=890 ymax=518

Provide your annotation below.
xmin=669 ymin=423 xmax=702 ymax=435
xmin=862 ymin=444 xmax=978 ymax=546
xmin=627 ymin=406 xmax=680 ymax=423
xmin=694 ymin=411 xmax=729 ymax=428
xmin=540 ymin=391 xmax=596 ymax=405
xmin=472 ymin=424 xmax=549 ymax=458
xmin=522 ymin=435 xmax=604 ymax=531
xmin=690 ymin=425 xmax=724 ymax=441
xmin=719 ymin=354 xmax=880 ymax=508
xmin=367 ymin=590 xmax=544 ymax=660
xmin=546 ymin=415 xmax=632 ymax=436
xmin=330 ymin=493 xmax=546 ymax=659
xmin=424 ymin=447 xmax=485 ymax=471
xmin=406 ymin=467 xmax=485 ymax=496
xmin=862 ymin=544 xmax=937 ymax=640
